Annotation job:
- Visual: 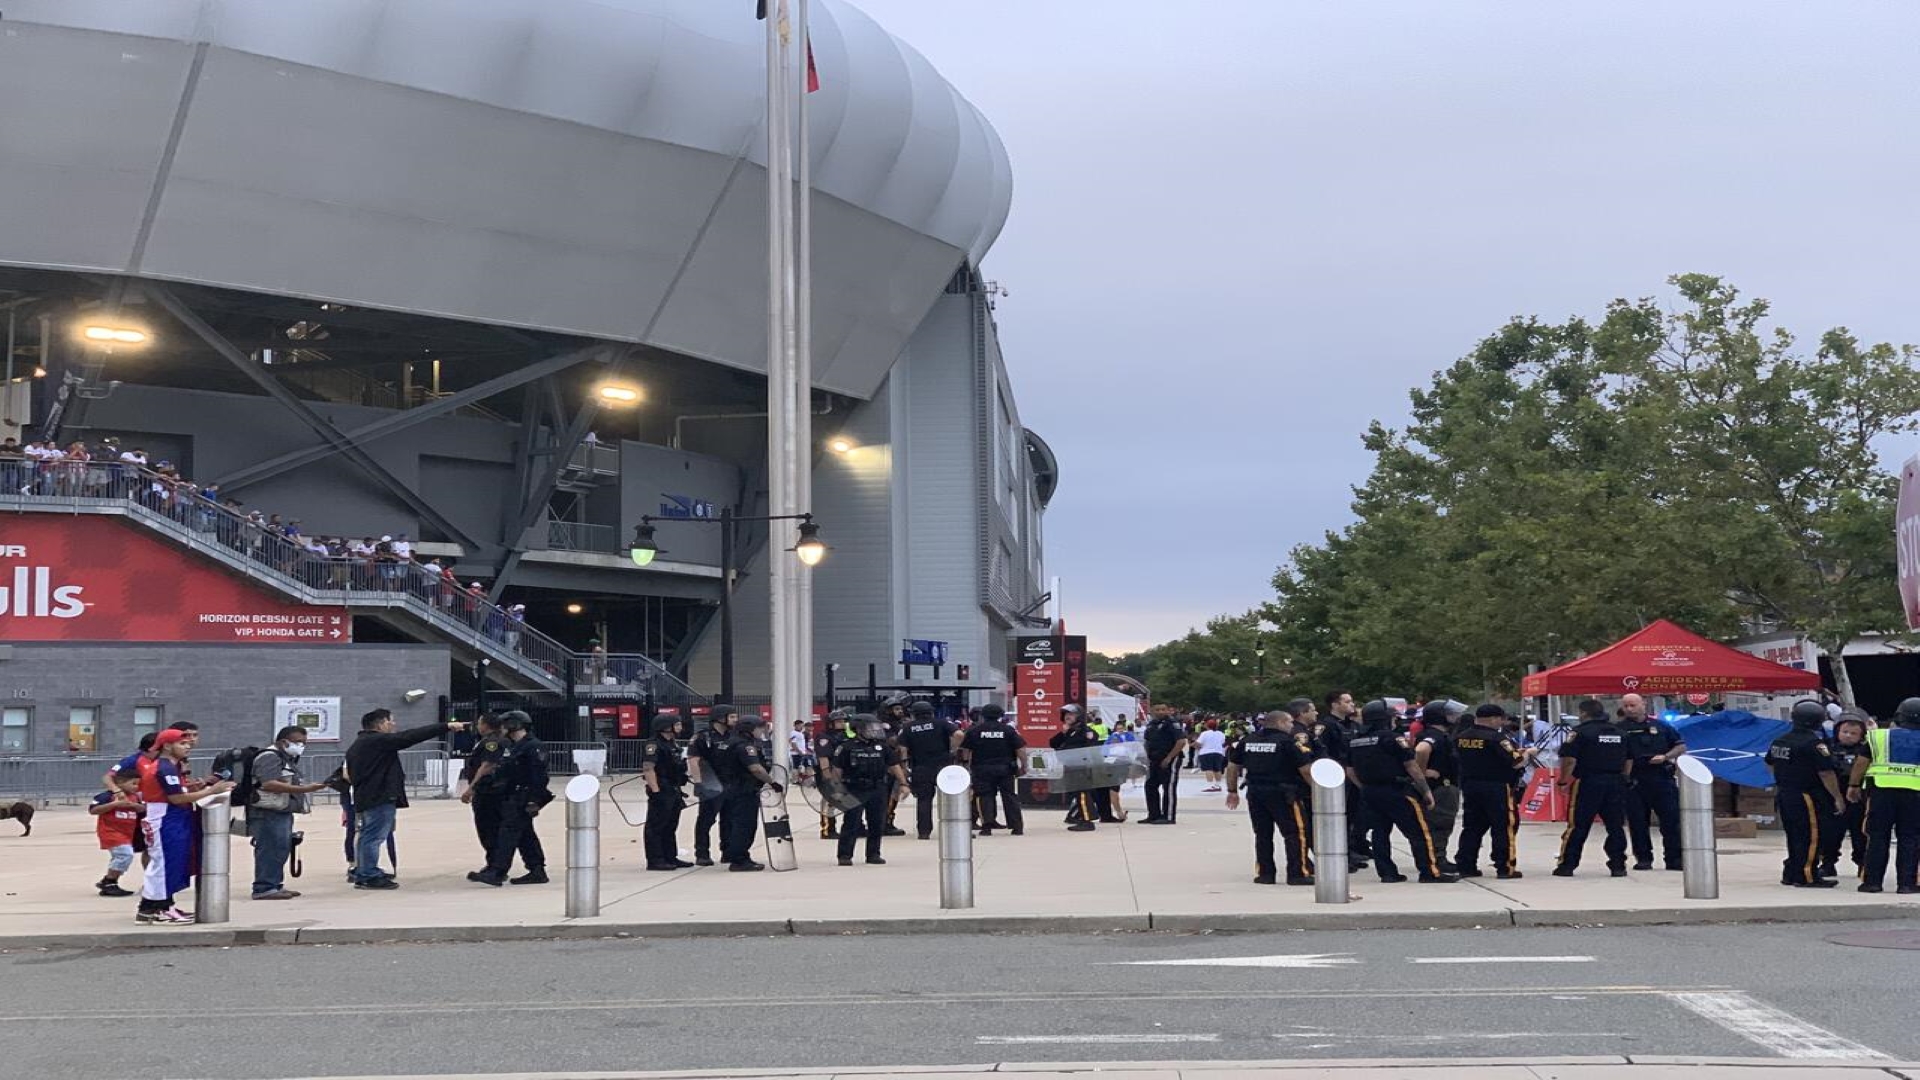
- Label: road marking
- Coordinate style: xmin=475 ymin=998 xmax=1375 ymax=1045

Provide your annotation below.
xmin=1665 ymin=991 xmax=1888 ymax=1060
xmin=0 ymin=986 xmax=1725 ymax=1024
xmin=1409 ymin=955 xmax=1594 ymax=965
xmin=1113 ymin=953 xmax=1357 ymax=969
xmin=978 ymin=1033 xmax=1219 ymax=1045
xmin=1276 ymin=1031 xmax=1622 ymax=1042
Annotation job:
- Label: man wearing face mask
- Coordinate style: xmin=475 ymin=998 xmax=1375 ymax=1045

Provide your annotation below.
xmin=248 ymin=726 xmax=328 ymax=901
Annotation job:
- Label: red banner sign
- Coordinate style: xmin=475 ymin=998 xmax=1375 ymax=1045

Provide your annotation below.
xmin=0 ymin=516 xmax=350 ymax=644
xmin=1900 ymin=455 xmax=1920 ymax=630
xmin=1009 ymin=635 xmax=1087 ymax=743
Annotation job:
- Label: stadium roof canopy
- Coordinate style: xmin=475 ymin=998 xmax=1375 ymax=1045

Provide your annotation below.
xmin=0 ymin=0 xmax=1012 ymax=399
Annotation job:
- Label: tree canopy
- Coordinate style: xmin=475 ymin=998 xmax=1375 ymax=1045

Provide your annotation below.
xmin=1139 ymin=276 xmax=1920 ymax=706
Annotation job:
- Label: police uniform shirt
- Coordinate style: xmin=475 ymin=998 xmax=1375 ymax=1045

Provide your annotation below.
xmin=724 ymin=733 xmax=766 ymax=788
xmin=463 ymin=735 xmax=506 ymax=789
xmin=500 ymin=736 xmax=549 ymax=797
xmin=1348 ymin=728 xmax=1416 ymax=786
xmin=1829 ymin=737 xmax=1869 ymax=782
xmin=1230 ymin=728 xmax=1314 ymax=788
xmin=688 ymin=727 xmax=729 ymax=778
xmin=1312 ymin=717 xmax=1350 ymax=763
xmin=1618 ymin=718 xmax=1684 ymax=772
xmin=961 ymin=720 xmax=1025 ymax=768
xmin=1455 ymin=724 xmax=1526 ymax=782
xmin=1416 ymin=729 xmax=1458 ymax=786
xmin=1050 ymin=724 xmax=1101 ymax=752
xmin=641 ymin=733 xmax=687 ymax=788
xmin=1768 ymin=730 xmax=1837 ymax=790
xmin=1142 ymin=719 xmax=1184 ymax=762
xmin=899 ymin=716 xmax=958 ymax=768
xmin=1561 ymin=720 xmax=1630 ymax=777
xmin=834 ymin=739 xmax=893 ymax=791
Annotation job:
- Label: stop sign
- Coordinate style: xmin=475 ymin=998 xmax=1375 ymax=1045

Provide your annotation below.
xmin=1685 ymin=693 xmax=1710 ymax=707
xmin=1898 ymin=455 xmax=1920 ymax=630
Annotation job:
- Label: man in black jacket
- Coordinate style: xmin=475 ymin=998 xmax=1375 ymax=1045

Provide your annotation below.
xmin=345 ymin=708 xmax=464 ymax=890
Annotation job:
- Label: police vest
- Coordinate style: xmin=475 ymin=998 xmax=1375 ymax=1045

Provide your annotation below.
xmin=840 ymin=742 xmax=891 ymax=788
xmin=1866 ymin=728 xmax=1920 ymax=791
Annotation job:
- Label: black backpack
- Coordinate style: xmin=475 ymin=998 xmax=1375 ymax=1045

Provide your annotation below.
xmin=210 ymin=745 xmax=270 ymax=806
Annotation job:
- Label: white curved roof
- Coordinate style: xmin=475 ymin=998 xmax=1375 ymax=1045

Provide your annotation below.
xmin=0 ymin=0 xmax=1012 ymax=398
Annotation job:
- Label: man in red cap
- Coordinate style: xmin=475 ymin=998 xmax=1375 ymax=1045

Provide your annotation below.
xmin=136 ymin=729 xmax=233 ymax=925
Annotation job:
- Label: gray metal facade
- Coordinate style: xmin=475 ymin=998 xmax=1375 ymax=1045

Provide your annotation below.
xmin=0 ymin=642 xmax=452 ymax=754
xmin=0 ymin=0 xmax=1011 ymax=399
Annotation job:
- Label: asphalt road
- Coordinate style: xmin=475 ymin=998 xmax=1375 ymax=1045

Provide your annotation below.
xmin=3 ymin=920 xmax=1916 ymax=1079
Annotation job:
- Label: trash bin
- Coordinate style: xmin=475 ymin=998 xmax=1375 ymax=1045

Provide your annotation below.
xmin=573 ymin=749 xmax=607 ymax=777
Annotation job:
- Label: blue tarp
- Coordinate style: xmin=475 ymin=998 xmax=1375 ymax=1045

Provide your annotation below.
xmin=1671 ymin=710 xmax=1788 ymax=788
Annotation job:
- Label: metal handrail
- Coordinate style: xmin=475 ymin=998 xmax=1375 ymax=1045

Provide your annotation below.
xmin=0 ymin=459 xmax=704 ymax=702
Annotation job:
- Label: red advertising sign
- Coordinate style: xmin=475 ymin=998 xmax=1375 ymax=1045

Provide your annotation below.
xmin=1899 ymin=455 xmax=1920 ymax=630
xmin=0 ymin=516 xmax=350 ymax=644
xmin=1008 ymin=635 xmax=1088 ymax=743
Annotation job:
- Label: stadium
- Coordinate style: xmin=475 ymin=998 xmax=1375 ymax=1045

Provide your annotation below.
xmin=0 ymin=1 xmax=1055 ymax=755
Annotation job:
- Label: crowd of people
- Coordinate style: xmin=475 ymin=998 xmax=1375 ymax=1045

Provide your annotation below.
xmin=4 ymin=434 xmax=536 ymax=649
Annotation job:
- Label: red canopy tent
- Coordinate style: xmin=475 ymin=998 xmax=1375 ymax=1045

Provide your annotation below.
xmin=1520 ymin=619 xmax=1824 ymax=697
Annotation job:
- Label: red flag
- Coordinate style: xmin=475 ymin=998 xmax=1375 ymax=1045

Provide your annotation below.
xmin=806 ymin=35 xmax=820 ymax=93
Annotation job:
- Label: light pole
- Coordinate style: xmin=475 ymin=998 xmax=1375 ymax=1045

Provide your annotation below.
xmin=629 ymin=511 xmax=826 ymax=704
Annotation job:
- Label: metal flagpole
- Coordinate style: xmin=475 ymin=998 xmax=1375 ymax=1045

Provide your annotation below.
xmin=766 ymin=0 xmax=800 ymax=772
xmin=792 ymin=0 xmax=815 ymax=770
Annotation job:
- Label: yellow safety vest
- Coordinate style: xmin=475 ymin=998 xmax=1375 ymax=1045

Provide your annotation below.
xmin=1865 ymin=728 xmax=1920 ymax=791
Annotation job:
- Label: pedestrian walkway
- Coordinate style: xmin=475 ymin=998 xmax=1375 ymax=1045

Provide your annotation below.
xmin=0 ymin=774 xmax=1905 ymax=948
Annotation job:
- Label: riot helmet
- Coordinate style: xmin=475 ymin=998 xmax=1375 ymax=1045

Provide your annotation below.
xmin=732 ymin=713 xmax=764 ymax=737
xmin=909 ymin=701 xmax=935 ymax=718
xmin=979 ymin=703 xmax=1005 ymax=722
xmin=856 ymin=714 xmax=888 ymax=741
xmin=1896 ymin=697 xmax=1920 ymax=728
xmin=1360 ymin=699 xmax=1396 ymax=730
xmin=1420 ymin=701 xmax=1452 ymax=727
xmin=649 ymin=711 xmax=684 ymax=739
xmin=1789 ymin=699 xmax=1828 ymax=730
xmin=709 ymin=704 xmax=738 ymax=728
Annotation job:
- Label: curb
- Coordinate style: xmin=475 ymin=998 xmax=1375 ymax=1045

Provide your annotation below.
xmin=3 ymin=902 xmax=1910 ymax=950
xmin=272 ymin=1057 xmax=1920 ymax=1080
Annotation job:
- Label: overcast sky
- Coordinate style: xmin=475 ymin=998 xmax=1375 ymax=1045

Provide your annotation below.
xmin=857 ymin=0 xmax=1920 ymax=654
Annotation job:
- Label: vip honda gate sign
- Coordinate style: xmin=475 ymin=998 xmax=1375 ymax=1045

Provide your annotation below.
xmin=0 ymin=516 xmax=350 ymax=644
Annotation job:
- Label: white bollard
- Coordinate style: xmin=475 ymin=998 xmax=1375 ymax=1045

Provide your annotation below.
xmin=565 ymin=774 xmax=602 ymax=918
xmin=936 ymin=765 xmax=974 ymax=909
xmin=1677 ymin=755 xmax=1718 ymax=900
xmin=198 ymin=797 xmax=232 ymax=924
xmin=1309 ymin=758 xmax=1349 ymax=905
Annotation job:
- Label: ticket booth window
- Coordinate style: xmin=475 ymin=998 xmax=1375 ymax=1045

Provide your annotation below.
xmin=1 ymin=708 xmax=30 ymax=753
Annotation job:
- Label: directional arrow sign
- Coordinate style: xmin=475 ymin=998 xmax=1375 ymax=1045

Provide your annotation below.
xmin=1112 ymin=954 xmax=1357 ymax=969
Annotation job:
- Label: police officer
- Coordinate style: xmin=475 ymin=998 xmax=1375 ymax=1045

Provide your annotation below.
xmin=815 ymin=708 xmax=856 ymax=839
xmin=1453 ymin=704 xmax=1532 ymax=879
xmin=1050 ymin=704 xmax=1105 ymax=831
xmin=875 ymin=694 xmax=912 ymax=836
xmin=468 ymin=710 xmax=549 ymax=886
xmin=1822 ymin=712 xmax=1872 ymax=879
xmin=960 ymin=703 xmax=1026 ymax=835
xmin=1348 ymin=700 xmax=1453 ymax=882
xmin=1413 ymin=701 xmax=1464 ymax=873
xmin=1768 ymin=699 xmax=1842 ymax=889
xmin=897 ymin=701 xmax=962 ymax=840
xmin=458 ymin=712 xmax=506 ymax=860
xmin=1324 ymin=689 xmax=1370 ymax=870
xmin=718 ymin=713 xmax=783 ymax=872
xmin=1851 ymin=697 xmax=1920 ymax=894
xmin=830 ymin=714 xmax=909 ymax=865
xmin=686 ymin=706 xmax=735 ymax=866
xmin=1224 ymin=709 xmax=1316 ymax=885
xmin=1140 ymin=704 xmax=1188 ymax=825
xmin=641 ymin=711 xmax=693 ymax=871
xmin=1553 ymin=698 xmax=1632 ymax=877
xmin=1617 ymin=692 xmax=1687 ymax=871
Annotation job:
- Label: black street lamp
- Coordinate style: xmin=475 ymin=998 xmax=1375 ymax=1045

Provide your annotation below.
xmin=628 ymin=510 xmax=826 ymax=702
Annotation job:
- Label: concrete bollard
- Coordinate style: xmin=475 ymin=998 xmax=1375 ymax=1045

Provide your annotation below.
xmin=198 ymin=796 xmax=232 ymax=924
xmin=1677 ymin=755 xmax=1718 ymax=900
xmin=1309 ymin=758 xmax=1349 ymax=905
xmin=564 ymin=774 xmax=602 ymax=918
xmin=936 ymin=765 xmax=974 ymax=909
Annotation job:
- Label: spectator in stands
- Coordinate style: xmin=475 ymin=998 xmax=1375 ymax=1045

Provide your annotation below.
xmin=506 ymin=604 xmax=526 ymax=651
xmin=0 ymin=436 xmax=22 ymax=492
xmin=392 ymin=533 xmax=413 ymax=562
xmin=343 ymin=708 xmax=465 ymax=890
